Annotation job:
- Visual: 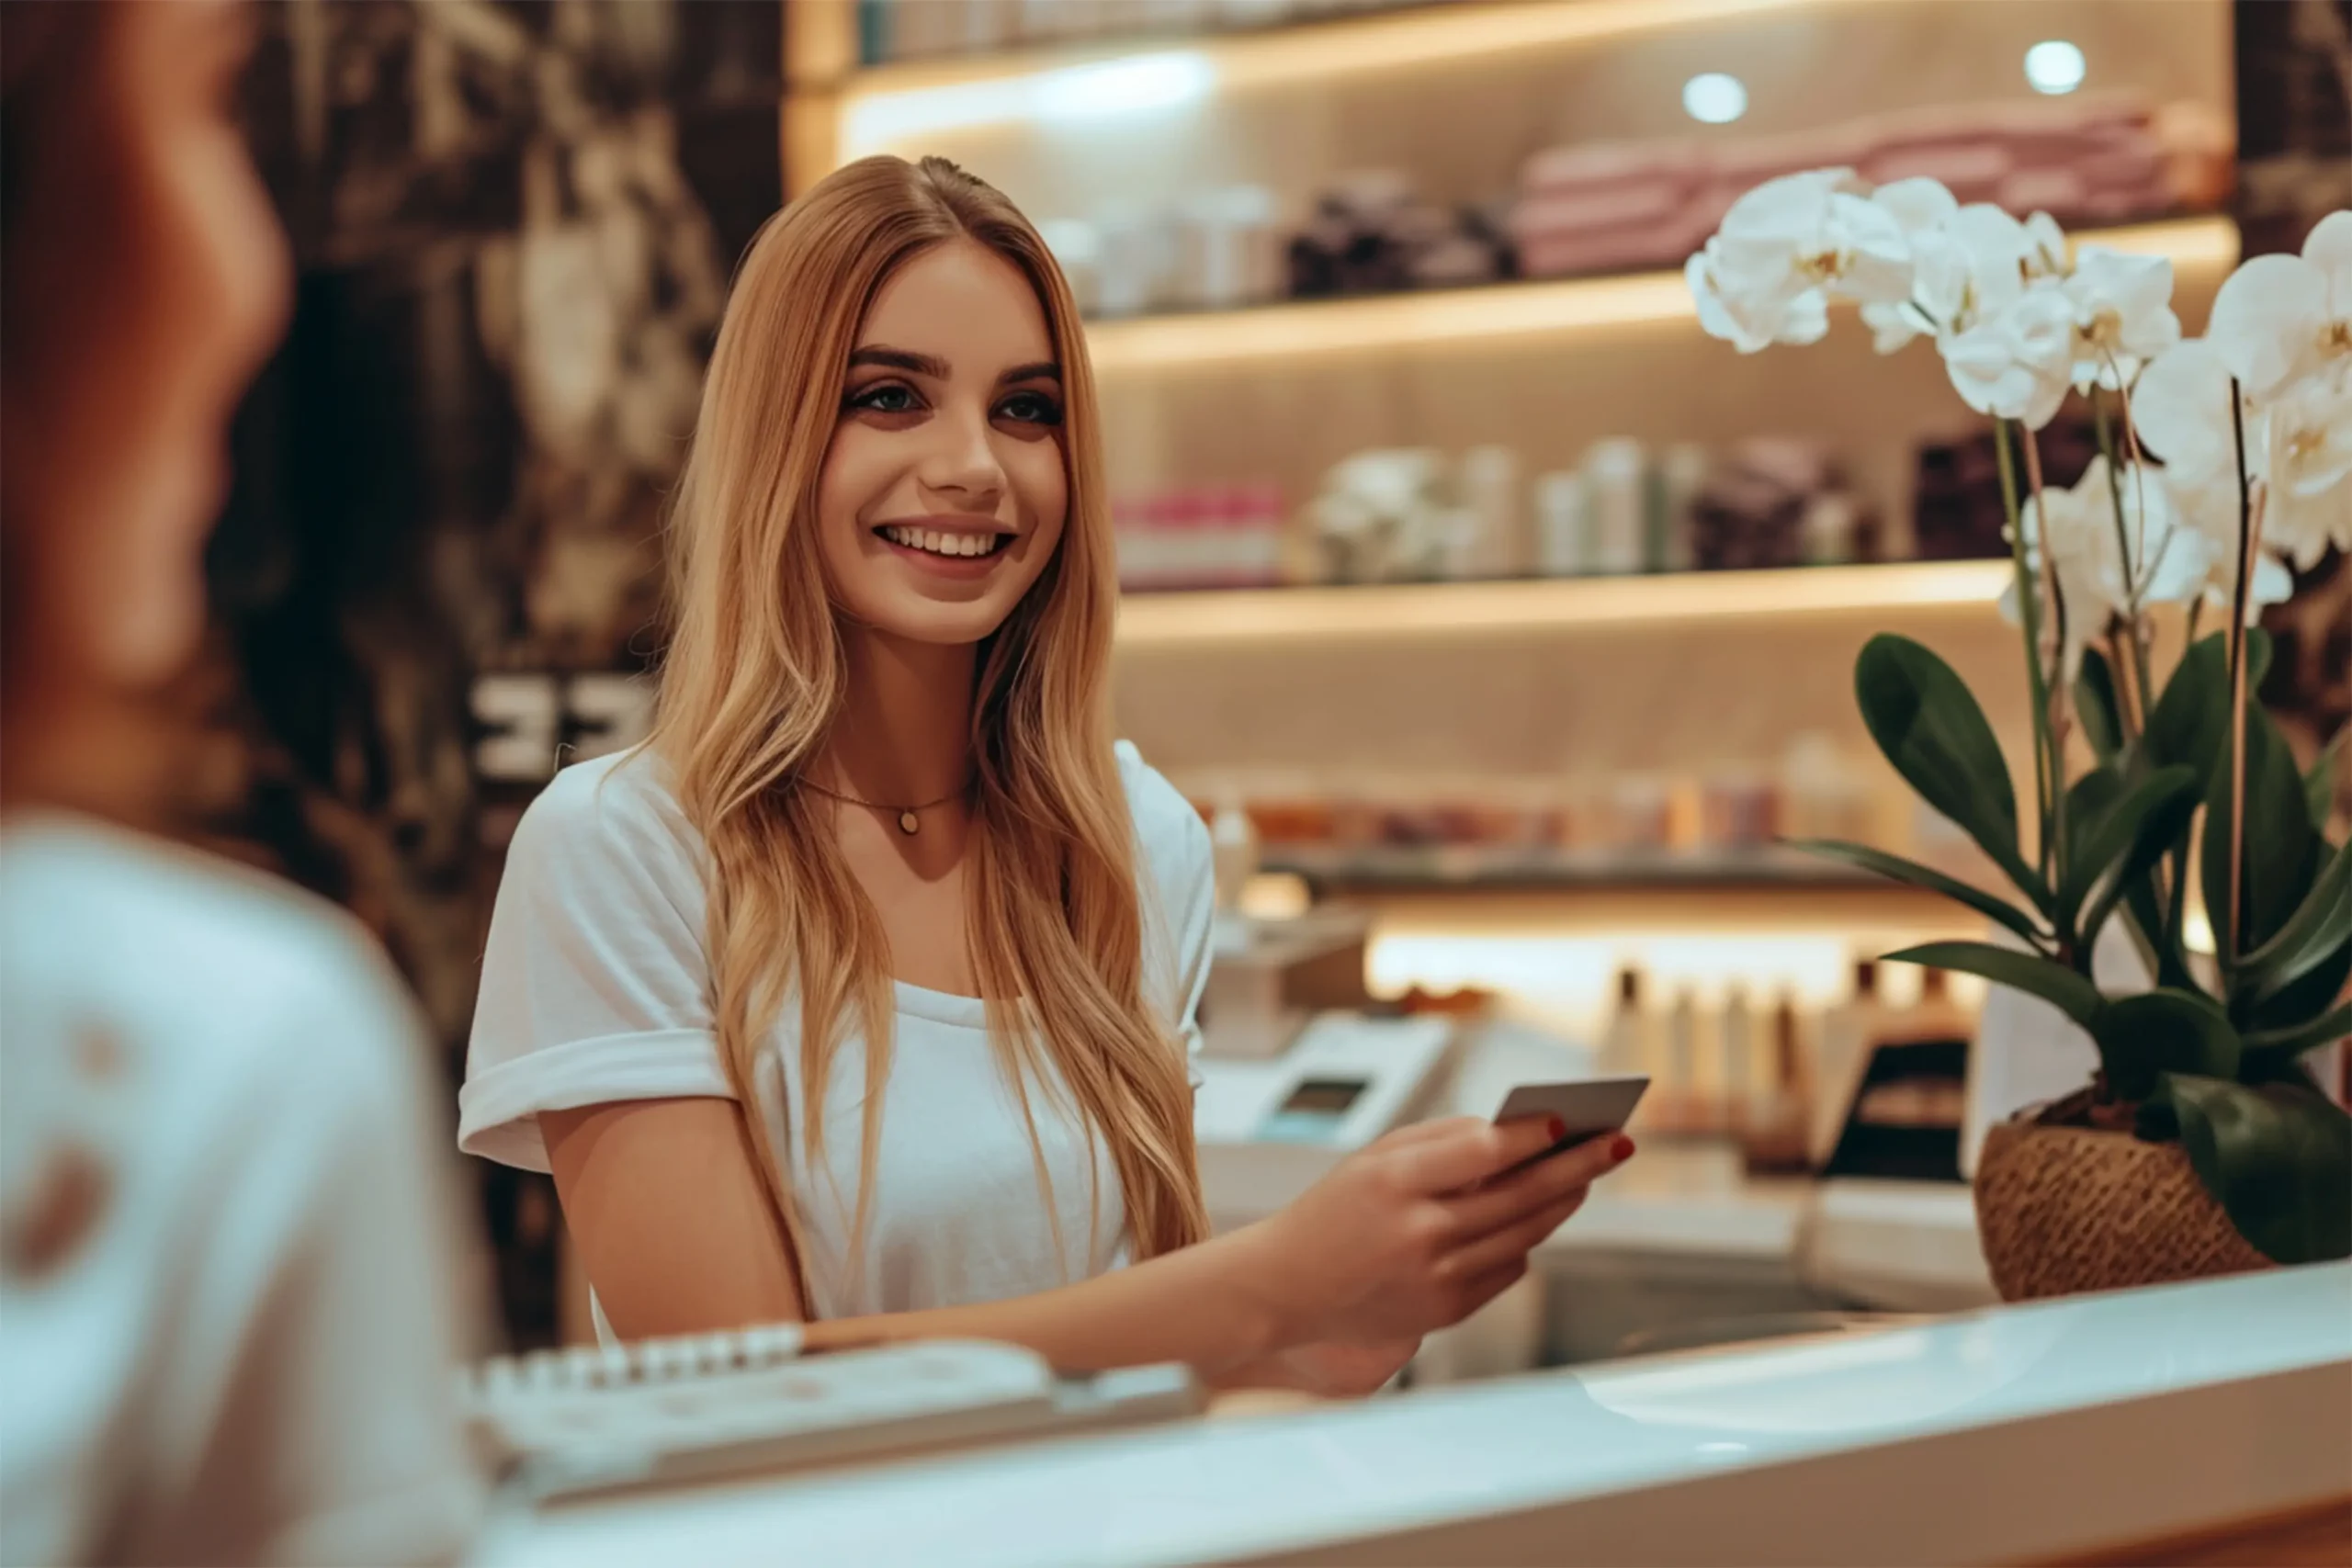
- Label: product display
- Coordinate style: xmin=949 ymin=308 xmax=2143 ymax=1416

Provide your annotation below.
xmin=1285 ymin=172 xmax=1512 ymax=300
xmin=1176 ymin=732 xmax=1908 ymax=869
xmin=1512 ymin=96 xmax=2229 ymax=285
xmin=855 ymin=0 xmax=1421 ymax=66
xmin=1298 ymin=437 xmax=1883 ymax=589
xmin=1042 ymin=188 xmax=1285 ymax=318
xmin=1114 ymin=481 xmax=1288 ymax=591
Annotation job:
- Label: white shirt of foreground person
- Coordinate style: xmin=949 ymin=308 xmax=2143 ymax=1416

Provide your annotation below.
xmin=0 ymin=816 xmax=486 ymax=1567
xmin=458 ymin=741 xmax=1214 ymax=1326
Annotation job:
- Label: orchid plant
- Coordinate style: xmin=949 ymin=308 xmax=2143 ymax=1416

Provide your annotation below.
xmin=1690 ymin=180 xmax=2352 ymax=1265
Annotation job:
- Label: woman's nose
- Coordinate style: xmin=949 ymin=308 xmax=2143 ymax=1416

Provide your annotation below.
xmin=917 ymin=402 xmax=1007 ymax=510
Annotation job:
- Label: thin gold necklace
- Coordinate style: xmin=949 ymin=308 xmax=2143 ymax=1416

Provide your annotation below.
xmin=795 ymin=775 xmax=968 ymax=836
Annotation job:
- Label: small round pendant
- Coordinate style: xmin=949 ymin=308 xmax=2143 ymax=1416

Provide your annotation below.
xmin=898 ymin=810 xmax=921 ymax=835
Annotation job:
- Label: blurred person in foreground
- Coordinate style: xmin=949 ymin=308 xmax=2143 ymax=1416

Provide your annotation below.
xmin=0 ymin=4 xmax=484 ymax=1562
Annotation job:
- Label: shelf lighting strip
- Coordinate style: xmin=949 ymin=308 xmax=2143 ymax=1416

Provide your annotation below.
xmin=1113 ymin=559 xmax=2017 ymax=649
xmin=1083 ymin=216 xmax=2240 ymax=374
xmin=840 ymin=0 xmax=1878 ymax=154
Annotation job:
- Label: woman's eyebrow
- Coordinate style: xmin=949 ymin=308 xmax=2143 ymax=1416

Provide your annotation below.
xmin=847 ymin=345 xmax=950 ymax=378
xmin=998 ymin=361 xmax=1063 ymax=385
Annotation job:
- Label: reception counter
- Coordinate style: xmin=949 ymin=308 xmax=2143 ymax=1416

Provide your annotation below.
xmin=478 ymin=1264 xmax=2352 ymax=1567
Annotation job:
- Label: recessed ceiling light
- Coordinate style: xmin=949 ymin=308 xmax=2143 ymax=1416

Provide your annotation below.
xmin=1682 ymin=73 xmax=1747 ymax=125
xmin=2024 ymin=39 xmax=2086 ymax=95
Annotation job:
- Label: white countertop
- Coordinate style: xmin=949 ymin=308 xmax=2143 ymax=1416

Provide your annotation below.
xmin=478 ymin=1263 xmax=2352 ymax=1568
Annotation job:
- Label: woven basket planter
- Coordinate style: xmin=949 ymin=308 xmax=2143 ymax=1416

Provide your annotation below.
xmin=1973 ymin=1119 xmax=2272 ymax=1302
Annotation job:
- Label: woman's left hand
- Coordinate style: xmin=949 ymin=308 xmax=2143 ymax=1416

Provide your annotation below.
xmin=1268 ymin=1337 xmax=1420 ymax=1397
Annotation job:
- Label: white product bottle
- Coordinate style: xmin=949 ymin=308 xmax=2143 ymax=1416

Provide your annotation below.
xmin=1533 ymin=470 xmax=1590 ymax=577
xmin=1209 ymin=796 xmax=1260 ymax=915
xmin=1458 ymin=445 xmax=1524 ymax=579
xmin=1583 ymin=438 xmax=1647 ymax=575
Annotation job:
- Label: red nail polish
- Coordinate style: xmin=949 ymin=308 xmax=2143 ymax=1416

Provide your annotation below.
xmin=1610 ymin=1134 xmax=1636 ymax=1163
xmin=1546 ymin=1115 xmax=1567 ymax=1142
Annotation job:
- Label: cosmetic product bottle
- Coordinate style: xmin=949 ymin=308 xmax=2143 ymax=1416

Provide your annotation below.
xmin=1652 ymin=442 xmax=1709 ymax=573
xmin=1210 ymin=795 xmax=1261 ymax=915
xmin=1583 ymin=438 xmax=1646 ymax=575
xmin=1533 ymin=470 xmax=1590 ymax=577
xmin=1742 ymin=991 xmax=1815 ymax=1174
xmin=1458 ymin=445 xmax=1524 ymax=579
xmin=1661 ymin=985 xmax=1703 ymax=1134
xmin=1600 ymin=964 xmax=1654 ymax=1084
xmin=1716 ymin=983 xmax=1756 ymax=1135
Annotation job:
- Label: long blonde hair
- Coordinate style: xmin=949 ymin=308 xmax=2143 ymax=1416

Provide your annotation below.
xmin=649 ymin=155 xmax=1208 ymax=1300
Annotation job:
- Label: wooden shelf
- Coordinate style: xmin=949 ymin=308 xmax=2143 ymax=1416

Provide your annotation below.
xmin=1264 ymin=842 xmax=1897 ymax=893
xmin=837 ymin=0 xmax=1871 ymax=154
xmin=1080 ymin=216 xmax=2238 ymax=373
xmin=1114 ymin=559 xmax=2015 ymax=649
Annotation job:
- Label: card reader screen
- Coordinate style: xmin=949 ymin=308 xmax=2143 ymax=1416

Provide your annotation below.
xmin=1278 ymin=1077 xmax=1368 ymax=1116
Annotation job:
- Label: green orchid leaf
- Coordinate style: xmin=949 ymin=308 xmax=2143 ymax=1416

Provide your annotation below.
xmin=2067 ymin=766 xmax=2125 ymax=833
xmin=2060 ymin=765 xmax=2200 ymax=938
xmin=2203 ymin=703 xmax=2318 ymax=960
xmin=2252 ymin=937 xmax=2352 ymax=1043
xmin=2076 ymin=648 xmax=2124 ymax=763
xmin=2122 ymin=871 xmax=2199 ymax=992
xmin=2143 ymin=633 xmax=2228 ymax=791
xmin=2157 ymin=1073 xmax=2352 ymax=1265
xmin=1883 ymin=941 xmax=2104 ymax=1027
xmin=1784 ymin=840 xmax=2046 ymax=948
xmin=1854 ymin=635 xmax=2047 ymax=912
xmin=2243 ymin=844 xmax=2351 ymax=1003
xmin=2090 ymin=989 xmax=2240 ymax=1103
xmin=2243 ymin=1003 xmax=2352 ymax=1069
xmin=2308 ymin=728 xmax=2346 ymax=831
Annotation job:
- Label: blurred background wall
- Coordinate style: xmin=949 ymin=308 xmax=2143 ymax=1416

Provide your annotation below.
xmin=177 ymin=0 xmax=2346 ymax=1349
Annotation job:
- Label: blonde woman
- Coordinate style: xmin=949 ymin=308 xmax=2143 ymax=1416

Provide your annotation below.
xmin=459 ymin=156 xmax=1632 ymax=1393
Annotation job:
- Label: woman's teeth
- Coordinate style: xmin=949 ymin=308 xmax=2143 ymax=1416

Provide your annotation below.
xmin=880 ymin=525 xmax=1004 ymax=558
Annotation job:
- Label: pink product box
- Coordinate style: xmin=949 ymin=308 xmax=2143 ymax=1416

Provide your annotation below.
xmin=1511 ymin=93 xmax=2187 ymax=283
xmin=1115 ymin=485 xmax=1287 ymax=592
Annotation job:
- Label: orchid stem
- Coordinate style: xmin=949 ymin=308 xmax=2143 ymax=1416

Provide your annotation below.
xmin=1996 ymin=421 xmax=2057 ymax=885
xmin=2093 ymin=386 xmax=2159 ymax=724
xmin=2022 ymin=425 xmax=2071 ymax=918
xmin=2223 ymin=379 xmax=2265 ymax=968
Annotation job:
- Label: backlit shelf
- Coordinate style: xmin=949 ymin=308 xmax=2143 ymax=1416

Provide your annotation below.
xmin=1114 ymin=559 xmax=2014 ymax=649
xmin=1264 ymin=842 xmax=1894 ymax=893
xmin=1082 ymin=216 xmax=2238 ymax=374
xmin=839 ymin=0 xmax=1879 ymax=154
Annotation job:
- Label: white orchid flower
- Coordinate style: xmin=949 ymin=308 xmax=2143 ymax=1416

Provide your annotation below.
xmin=2023 ymin=210 xmax=2069 ymax=278
xmin=1686 ymin=168 xmax=1913 ymax=353
xmin=1859 ymin=177 xmax=1959 ymax=353
xmin=2132 ymin=339 xmax=2246 ymax=476
xmin=2062 ymin=246 xmax=2180 ymax=391
xmin=2131 ymin=337 xmax=2308 ymax=593
xmin=2158 ymin=462 xmax=2301 ymax=610
xmin=2204 ymin=209 xmax=2352 ymax=401
xmin=1936 ymin=205 xmax=2037 ymax=333
xmin=2261 ymin=367 xmax=2352 ymax=568
xmin=1941 ymin=283 xmax=2076 ymax=429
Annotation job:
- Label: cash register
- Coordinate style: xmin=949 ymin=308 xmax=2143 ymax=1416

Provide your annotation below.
xmin=1190 ymin=906 xmax=1458 ymax=1231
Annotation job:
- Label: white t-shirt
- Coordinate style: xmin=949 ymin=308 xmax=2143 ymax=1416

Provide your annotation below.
xmin=458 ymin=742 xmax=1215 ymax=1323
xmin=0 ymin=815 xmax=484 ymax=1568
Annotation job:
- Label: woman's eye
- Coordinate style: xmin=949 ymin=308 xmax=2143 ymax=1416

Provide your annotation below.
xmin=997 ymin=391 xmax=1064 ymax=426
xmin=848 ymin=383 xmax=919 ymax=414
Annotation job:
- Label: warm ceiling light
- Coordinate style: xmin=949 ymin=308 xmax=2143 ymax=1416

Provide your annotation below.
xmin=1682 ymin=73 xmax=1748 ymax=124
xmin=2024 ymin=39 xmax=2086 ymax=96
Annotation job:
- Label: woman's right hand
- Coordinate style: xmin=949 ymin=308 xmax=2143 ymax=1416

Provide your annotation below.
xmin=1239 ymin=1116 xmax=1634 ymax=1350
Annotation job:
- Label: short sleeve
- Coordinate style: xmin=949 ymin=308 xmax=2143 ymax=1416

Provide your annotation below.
xmin=1117 ymin=742 xmax=1216 ymax=1092
xmin=459 ymin=754 xmax=733 ymax=1171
